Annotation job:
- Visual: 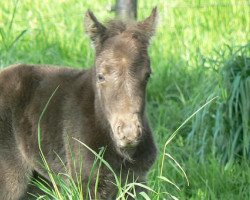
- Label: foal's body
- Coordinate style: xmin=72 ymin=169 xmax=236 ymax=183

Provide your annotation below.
xmin=0 ymin=8 xmax=157 ymax=200
xmin=0 ymin=64 xmax=156 ymax=199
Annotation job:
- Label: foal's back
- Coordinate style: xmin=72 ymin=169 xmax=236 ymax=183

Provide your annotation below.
xmin=0 ymin=64 xmax=85 ymax=107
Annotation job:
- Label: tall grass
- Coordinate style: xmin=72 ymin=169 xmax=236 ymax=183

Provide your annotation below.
xmin=33 ymin=96 xmax=216 ymax=200
xmin=188 ymin=45 xmax=250 ymax=165
xmin=1 ymin=0 xmax=250 ymax=199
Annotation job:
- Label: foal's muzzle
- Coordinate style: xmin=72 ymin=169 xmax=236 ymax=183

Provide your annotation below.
xmin=112 ymin=116 xmax=142 ymax=148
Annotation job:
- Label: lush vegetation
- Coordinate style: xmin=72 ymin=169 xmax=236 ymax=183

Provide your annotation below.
xmin=0 ymin=0 xmax=249 ymax=199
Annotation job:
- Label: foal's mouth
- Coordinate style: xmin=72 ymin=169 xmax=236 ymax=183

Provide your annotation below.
xmin=117 ymin=138 xmax=141 ymax=149
xmin=115 ymin=138 xmax=141 ymax=161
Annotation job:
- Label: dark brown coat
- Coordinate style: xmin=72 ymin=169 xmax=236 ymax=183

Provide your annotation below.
xmin=0 ymin=8 xmax=157 ymax=200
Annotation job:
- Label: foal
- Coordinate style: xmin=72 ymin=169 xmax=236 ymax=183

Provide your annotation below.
xmin=0 ymin=8 xmax=157 ymax=199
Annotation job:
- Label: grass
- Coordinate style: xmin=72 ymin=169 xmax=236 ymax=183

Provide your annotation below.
xmin=0 ymin=0 xmax=250 ymax=199
xmin=188 ymin=46 xmax=250 ymax=165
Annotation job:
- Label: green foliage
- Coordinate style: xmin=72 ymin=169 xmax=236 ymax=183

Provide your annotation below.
xmin=0 ymin=0 xmax=250 ymax=199
xmin=188 ymin=45 xmax=250 ymax=165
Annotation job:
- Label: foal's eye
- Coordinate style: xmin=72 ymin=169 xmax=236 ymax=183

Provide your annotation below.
xmin=97 ymin=73 xmax=105 ymax=82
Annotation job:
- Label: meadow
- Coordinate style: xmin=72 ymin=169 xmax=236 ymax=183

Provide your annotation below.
xmin=0 ymin=0 xmax=250 ymax=199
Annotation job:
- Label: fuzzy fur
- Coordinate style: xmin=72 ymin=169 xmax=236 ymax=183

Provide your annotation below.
xmin=0 ymin=8 xmax=157 ymax=200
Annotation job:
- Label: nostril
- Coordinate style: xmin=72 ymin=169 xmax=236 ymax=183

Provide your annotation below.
xmin=137 ymin=126 xmax=143 ymax=138
xmin=117 ymin=125 xmax=121 ymax=135
xmin=116 ymin=125 xmax=126 ymax=140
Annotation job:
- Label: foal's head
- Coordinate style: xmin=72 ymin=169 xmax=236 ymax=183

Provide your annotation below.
xmin=85 ymin=8 xmax=157 ymax=155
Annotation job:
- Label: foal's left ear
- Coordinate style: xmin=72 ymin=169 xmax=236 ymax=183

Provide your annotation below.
xmin=84 ymin=10 xmax=106 ymax=45
xmin=138 ymin=7 xmax=158 ymax=39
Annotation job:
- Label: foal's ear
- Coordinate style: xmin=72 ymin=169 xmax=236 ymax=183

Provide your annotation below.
xmin=84 ymin=10 xmax=106 ymax=45
xmin=138 ymin=7 xmax=158 ymax=39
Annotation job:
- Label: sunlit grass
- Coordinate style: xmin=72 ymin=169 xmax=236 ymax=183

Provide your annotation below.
xmin=0 ymin=0 xmax=250 ymax=199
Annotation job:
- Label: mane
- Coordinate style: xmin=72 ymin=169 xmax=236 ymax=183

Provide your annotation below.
xmin=104 ymin=19 xmax=150 ymax=44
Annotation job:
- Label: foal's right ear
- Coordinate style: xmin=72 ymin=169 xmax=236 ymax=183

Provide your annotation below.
xmin=84 ymin=10 xmax=106 ymax=45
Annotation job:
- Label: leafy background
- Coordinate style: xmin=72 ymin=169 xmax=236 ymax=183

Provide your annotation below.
xmin=0 ymin=0 xmax=249 ymax=199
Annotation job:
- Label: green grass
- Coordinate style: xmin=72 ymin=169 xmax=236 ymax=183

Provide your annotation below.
xmin=0 ymin=0 xmax=250 ymax=199
xmin=188 ymin=46 xmax=250 ymax=165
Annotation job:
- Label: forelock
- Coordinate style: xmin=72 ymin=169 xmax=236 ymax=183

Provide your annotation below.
xmin=104 ymin=20 xmax=150 ymax=45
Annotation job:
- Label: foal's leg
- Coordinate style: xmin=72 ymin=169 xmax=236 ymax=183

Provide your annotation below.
xmin=0 ymin=155 xmax=32 ymax=200
xmin=0 ymin=156 xmax=29 ymax=200
xmin=0 ymin=117 xmax=32 ymax=200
